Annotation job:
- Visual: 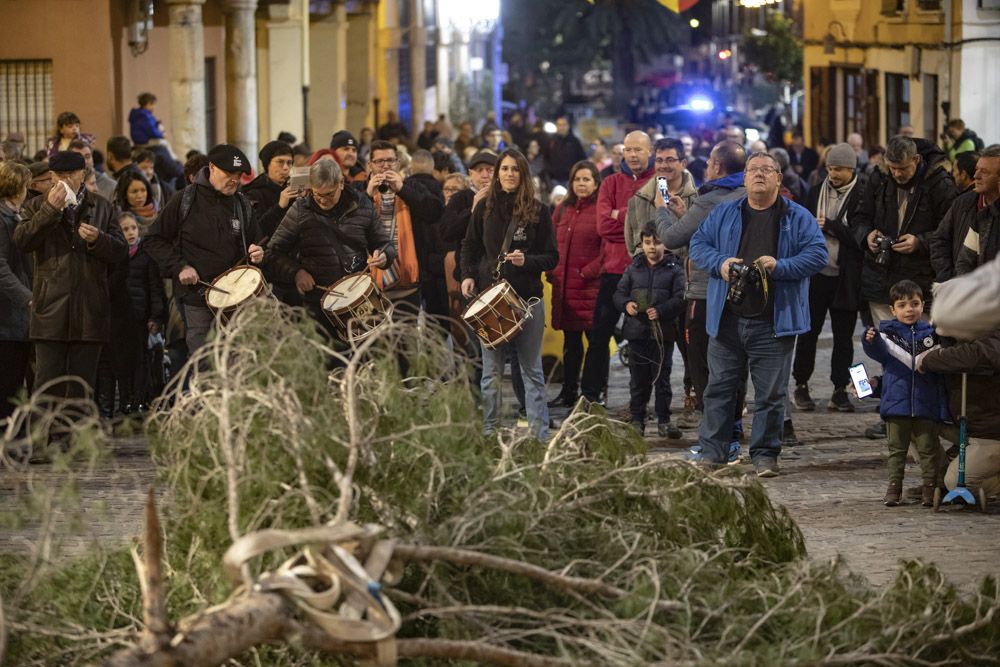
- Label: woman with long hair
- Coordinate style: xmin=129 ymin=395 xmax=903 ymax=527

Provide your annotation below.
xmin=113 ymin=169 xmax=157 ymax=231
xmin=461 ymin=149 xmax=558 ymax=440
xmin=547 ymin=160 xmax=603 ymax=408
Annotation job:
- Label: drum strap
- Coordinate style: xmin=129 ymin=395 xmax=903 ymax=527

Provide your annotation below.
xmin=493 ymin=216 xmax=521 ymax=281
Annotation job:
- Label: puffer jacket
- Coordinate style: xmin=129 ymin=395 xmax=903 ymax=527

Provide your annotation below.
xmin=656 ymin=172 xmax=745 ymax=300
xmin=921 ymin=331 xmax=1000 ymax=438
xmin=596 ymin=158 xmax=655 ymax=275
xmin=625 ymin=170 xmax=698 ymax=257
xmin=854 ymin=139 xmax=959 ymax=305
xmin=0 ymin=203 xmax=32 ymax=341
xmin=549 ymin=195 xmax=602 ymax=331
xmin=264 ymin=185 xmax=396 ymax=302
xmin=126 ymin=240 xmax=166 ymax=323
xmin=612 ymin=253 xmax=685 ymax=340
xmin=15 ymin=190 xmax=127 ymax=342
xmin=862 ymin=318 xmax=950 ymax=423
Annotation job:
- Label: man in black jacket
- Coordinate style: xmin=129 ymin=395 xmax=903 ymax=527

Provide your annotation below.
xmin=406 ymin=150 xmax=449 ymax=328
xmin=951 ymin=145 xmax=1000 ymax=276
xmin=264 ymin=159 xmax=393 ymax=341
xmin=144 ymin=144 xmax=265 ymax=354
xmin=544 ymin=116 xmax=587 ymax=187
xmin=791 ymin=143 xmax=865 ymax=413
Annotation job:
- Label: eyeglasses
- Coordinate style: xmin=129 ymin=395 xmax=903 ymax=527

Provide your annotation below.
xmin=655 ymin=157 xmax=682 ymax=165
xmin=370 ymin=158 xmax=398 ymax=167
xmin=312 ymin=187 xmax=341 ymax=201
xmin=443 ymin=186 xmax=464 ymax=194
xmin=746 ymin=166 xmax=779 ymax=176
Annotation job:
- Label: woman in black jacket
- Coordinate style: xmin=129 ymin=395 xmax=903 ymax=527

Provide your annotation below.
xmin=0 ymin=162 xmax=33 ymax=422
xmin=461 ymin=149 xmax=558 ymax=441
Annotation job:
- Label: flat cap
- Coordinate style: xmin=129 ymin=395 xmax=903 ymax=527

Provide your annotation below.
xmin=49 ymin=151 xmax=85 ymax=172
xmin=207 ymin=143 xmax=252 ymax=174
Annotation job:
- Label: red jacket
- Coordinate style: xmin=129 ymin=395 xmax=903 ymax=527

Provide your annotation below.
xmin=549 ymin=195 xmax=602 ymax=331
xmin=597 ymin=160 xmax=655 ymax=274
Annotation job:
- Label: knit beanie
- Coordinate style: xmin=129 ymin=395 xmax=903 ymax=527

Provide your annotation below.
xmin=259 ymin=140 xmax=293 ymax=171
xmin=826 ymin=143 xmax=857 ymax=169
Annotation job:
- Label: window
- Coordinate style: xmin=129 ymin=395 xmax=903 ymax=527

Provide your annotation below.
xmin=0 ymin=59 xmax=54 ymax=158
xmin=922 ymin=74 xmax=938 ymax=141
xmin=881 ymin=0 xmax=905 ymax=14
xmin=885 ymin=73 xmax=910 ymax=140
xmin=916 ymin=0 xmax=942 ymax=10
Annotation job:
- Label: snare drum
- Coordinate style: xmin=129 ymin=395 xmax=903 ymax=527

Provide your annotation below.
xmin=205 ymin=265 xmax=268 ymax=319
xmin=320 ymin=273 xmax=393 ymax=343
xmin=461 ymin=280 xmax=531 ymax=349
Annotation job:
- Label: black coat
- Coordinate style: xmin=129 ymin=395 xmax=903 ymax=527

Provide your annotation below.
xmin=955 ymin=196 xmax=1000 ymax=276
xmin=265 ymin=186 xmax=396 ymax=301
xmin=545 ymin=133 xmax=587 ymax=183
xmin=143 ymin=168 xmax=262 ymax=307
xmin=15 ymin=190 xmax=128 ymax=342
xmin=854 ymin=139 xmax=958 ymax=304
xmin=613 ymin=254 xmax=685 ymax=340
xmin=789 ymin=146 xmax=820 ymax=182
xmin=930 ymin=188 xmax=981 ymax=281
xmin=398 ymin=173 xmax=445 ymax=285
xmin=439 ymin=188 xmax=474 ymax=283
xmin=243 ymin=173 xmax=288 ymax=240
xmin=0 ymin=203 xmax=33 ymax=341
xmin=805 ymin=175 xmax=866 ymax=311
xmin=125 ymin=241 xmax=166 ymax=323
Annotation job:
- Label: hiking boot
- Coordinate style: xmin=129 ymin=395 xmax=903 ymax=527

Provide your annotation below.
xmin=677 ymin=396 xmax=702 ymax=429
xmin=865 ymin=420 xmax=887 ymax=439
xmin=781 ymin=420 xmax=802 ymax=448
xmin=792 ymin=384 xmax=816 ymax=411
xmin=755 ymin=458 xmax=780 ymax=478
xmin=657 ymin=421 xmax=682 ymax=439
xmin=883 ymin=481 xmax=902 ymax=506
xmin=547 ymin=393 xmax=578 ymax=409
xmin=921 ymin=481 xmax=936 ymax=507
xmin=631 ymin=420 xmax=646 ymax=436
xmin=828 ymin=388 xmax=855 ymax=412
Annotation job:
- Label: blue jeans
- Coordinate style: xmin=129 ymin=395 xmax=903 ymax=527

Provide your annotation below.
xmin=697 ymin=311 xmax=794 ymax=463
xmin=481 ymin=300 xmax=549 ymax=440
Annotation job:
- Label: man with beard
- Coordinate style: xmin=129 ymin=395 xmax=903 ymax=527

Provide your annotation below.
xmin=791 ymin=143 xmax=865 ymax=413
xmin=624 ymin=137 xmax=698 ymax=256
xmin=330 ymin=131 xmax=368 ymax=188
xmin=951 ymin=145 xmax=1000 ymax=276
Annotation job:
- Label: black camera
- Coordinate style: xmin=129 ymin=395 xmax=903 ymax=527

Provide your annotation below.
xmin=377 ymin=182 xmax=391 ymax=194
xmin=874 ymin=235 xmax=896 ymax=267
xmin=728 ymin=263 xmax=759 ymax=306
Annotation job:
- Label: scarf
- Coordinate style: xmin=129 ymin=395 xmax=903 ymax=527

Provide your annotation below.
xmin=816 ymin=175 xmax=858 ymax=277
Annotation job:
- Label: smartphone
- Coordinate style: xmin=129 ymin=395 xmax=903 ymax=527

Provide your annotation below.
xmin=657 ymin=176 xmax=670 ymax=203
xmin=849 ymin=363 xmax=873 ymax=399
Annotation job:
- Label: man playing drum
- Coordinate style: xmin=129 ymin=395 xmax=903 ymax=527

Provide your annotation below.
xmin=145 ymin=144 xmax=265 ymax=354
xmin=265 ymin=158 xmax=394 ymax=343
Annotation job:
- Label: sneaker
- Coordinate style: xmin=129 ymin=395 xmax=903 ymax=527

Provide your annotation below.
xmin=676 ymin=406 xmax=702 ymax=430
xmin=781 ymin=420 xmax=802 ymax=448
xmin=687 ymin=450 xmax=724 ymax=468
xmin=883 ymin=480 xmax=902 ymax=506
xmin=547 ymin=394 xmax=577 ymax=409
xmin=727 ymin=441 xmax=743 ymax=465
xmin=792 ymin=384 xmax=816 ymax=411
xmin=657 ymin=421 xmax=682 ymax=439
xmin=631 ymin=420 xmax=646 ymax=436
xmin=828 ymin=388 xmax=855 ymax=412
xmin=865 ymin=420 xmax=887 ymax=440
xmin=921 ymin=481 xmax=936 ymax=507
xmin=755 ymin=458 xmax=780 ymax=477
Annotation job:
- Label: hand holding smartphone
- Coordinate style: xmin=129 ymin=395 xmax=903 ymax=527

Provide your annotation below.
xmin=849 ymin=363 xmax=873 ymax=399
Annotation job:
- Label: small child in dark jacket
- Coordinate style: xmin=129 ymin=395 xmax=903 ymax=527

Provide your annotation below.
xmin=614 ymin=222 xmax=686 ymax=437
xmin=862 ymin=280 xmax=950 ymax=507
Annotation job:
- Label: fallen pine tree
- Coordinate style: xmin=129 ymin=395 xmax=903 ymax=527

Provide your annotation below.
xmin=1 ymin=299 xmax=998 ymax=666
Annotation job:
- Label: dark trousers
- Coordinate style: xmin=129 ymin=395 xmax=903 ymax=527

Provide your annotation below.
xmin=559 ymin=329 xmax=589 ymax=399
xmin=0 ymin=341 xmax=31 ymax=420
xmin=580 ymin=273 xmax=620 ymax=401
xmin=628 ymin=335 xmax=674 ymax=423
xmin=685 ymin=299 xmax=709 ymax=409
xmin=34 ymin=341 xmax=103 ymax=400
xmin=792 ymin=274 xmax=857 ymax=390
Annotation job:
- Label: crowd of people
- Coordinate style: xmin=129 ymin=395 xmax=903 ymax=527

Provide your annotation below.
xmin=2 ymin=94 xmax=999 ymax=502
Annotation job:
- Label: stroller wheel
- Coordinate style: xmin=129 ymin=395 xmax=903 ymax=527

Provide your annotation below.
xmin=932 ymin=486 xmax=942 ymax=512
xmin=978 ymin=487 xmax=988 ymax=514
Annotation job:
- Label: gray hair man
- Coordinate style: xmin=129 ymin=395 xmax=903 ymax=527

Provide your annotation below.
xmin=950 ymin=144 xmax=1000 ymax=276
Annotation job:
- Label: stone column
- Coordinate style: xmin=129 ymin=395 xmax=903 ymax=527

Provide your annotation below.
xmin=409 ymin=0 xmax=426 ymax=130
xmin=222 ymin=0 xmax=259 ymax=160
xmin=309 ymin=2 xmax=349 ymax=145
xmin=167 ymin=0 xmax=207 ymax=157
xmin=346 ymin=2 xmax=378 ymax=134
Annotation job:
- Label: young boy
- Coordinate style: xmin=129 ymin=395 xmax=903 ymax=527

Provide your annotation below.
xmin=613 ymin=222 xmax=686 ymax=437
xmin=862 ymin=280 xmax=950 ymax=507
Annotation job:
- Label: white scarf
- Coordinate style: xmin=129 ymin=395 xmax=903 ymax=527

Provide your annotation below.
xmin=816 ymin=175 xmax=858 ymax=276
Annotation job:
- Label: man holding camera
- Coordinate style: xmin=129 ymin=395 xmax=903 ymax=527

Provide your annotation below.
xmin=688 ymin=152 xmax=827 ymax=475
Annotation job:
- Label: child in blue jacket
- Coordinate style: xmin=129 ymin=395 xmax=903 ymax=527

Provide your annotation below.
xmin=613 ymin=223 xmax=686 ymax=437
xmin=862 ymin=280 xmax=949 ymax=507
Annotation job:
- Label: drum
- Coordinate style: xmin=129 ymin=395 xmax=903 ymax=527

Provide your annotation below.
xmin=461 ymin=280 xmax=531 ymax=350
xmin=205 ymin=265 xmax=268 ymax=319
xmin=320 ymin=273 xmax=392 ymax=343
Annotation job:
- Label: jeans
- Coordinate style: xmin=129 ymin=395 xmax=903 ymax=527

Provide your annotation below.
xmin=559 ymin=329 xmax=589 ymax=399
xmin=628 ymin=336 xmax=674 ymax=423
xmin=792 ymin=274 xmax=857 ymax=390
xmin=580 ymin=274 xmax=620 ymax=401
xmin=685 ymin=299 xmax=709 ymax=409
xmin=697 ymin=311 xmax=794 ymax=463
xmin=481 ymin=300 xmax=549 ymax=440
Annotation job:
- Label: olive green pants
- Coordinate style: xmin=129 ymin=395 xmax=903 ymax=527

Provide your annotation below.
xmin=886 ymin=417 xmax=941 ymax=484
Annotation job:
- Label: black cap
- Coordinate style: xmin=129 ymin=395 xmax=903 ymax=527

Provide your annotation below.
xmin=329 ymin=130 xmax=358 ymax=151
xmin=207 ymin=143 xmax=252 ymax=174
xmin=49 ymin=151 xmax=85 ymax=172
xmin=29 ymin=161 xmax=51 ymax=178
xmin=259 ymin=140 xmax=293 ymax=171
xmin=467 ymin=150 xmax=497 ymax=169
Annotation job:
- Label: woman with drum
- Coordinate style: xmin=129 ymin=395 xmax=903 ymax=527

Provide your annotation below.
xmin=461 ymin=149 xmax=558 ymax=441
xmin=265 ymin=158 xmax=394 ymax=344
xmin=547 ymin=160 xmax=603 ymax=409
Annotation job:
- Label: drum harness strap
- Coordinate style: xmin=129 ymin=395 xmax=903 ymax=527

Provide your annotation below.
xmin=492 ymin=216 xmax=540 ymax=318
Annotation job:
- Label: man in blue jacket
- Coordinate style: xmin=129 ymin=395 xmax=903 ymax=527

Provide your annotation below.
xmin=689 ymin=152 xmax=828 ymax=475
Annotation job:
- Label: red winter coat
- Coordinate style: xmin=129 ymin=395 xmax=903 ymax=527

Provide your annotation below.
xmin=548 ymin=195 xmax=602 ymax=331
xmin=597 ymin=160 xmax=655 ymax=275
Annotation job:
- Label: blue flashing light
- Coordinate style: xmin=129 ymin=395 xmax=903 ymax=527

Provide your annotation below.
xmin=689 ymin=95 xmax=714 ymax=112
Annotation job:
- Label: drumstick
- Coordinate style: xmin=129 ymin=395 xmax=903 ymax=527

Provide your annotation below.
xmin=197 ymin=280 xmax=231 ymax=295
